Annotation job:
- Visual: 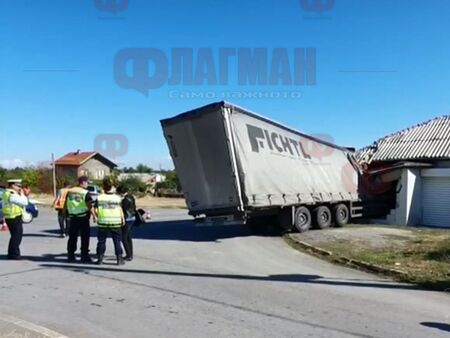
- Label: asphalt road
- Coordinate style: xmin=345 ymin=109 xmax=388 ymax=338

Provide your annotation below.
xmin=0 ymin=208 xmax=449 ymax=338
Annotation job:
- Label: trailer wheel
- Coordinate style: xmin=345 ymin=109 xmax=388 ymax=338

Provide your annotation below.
xmin=333 ymin=204 xmax=349 ymax=227
xmin=294 ymin=207 xmax=311 ymax=233
xmin=314 ymin=206 xmax=332 ymax=229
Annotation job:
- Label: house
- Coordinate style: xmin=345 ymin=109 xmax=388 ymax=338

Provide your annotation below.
xmin=55 ymin=150 xmax=117 ymax=182
xmin=356 ymin=115 xmax=450 ymax=228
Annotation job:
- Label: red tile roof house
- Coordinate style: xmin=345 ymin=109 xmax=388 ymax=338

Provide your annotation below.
xmin=55 ymin=150 xmax=117 ymax=182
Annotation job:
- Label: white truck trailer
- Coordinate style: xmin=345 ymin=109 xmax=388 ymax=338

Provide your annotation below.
xmin=161 ymin=102 xmax=362 ymax=232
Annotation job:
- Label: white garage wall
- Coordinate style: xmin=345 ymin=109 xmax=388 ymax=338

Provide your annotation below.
xmin=379 ymin=167 xmax=450 ymax=227
xmin=387 ymin=168 xmax=422 ymax=226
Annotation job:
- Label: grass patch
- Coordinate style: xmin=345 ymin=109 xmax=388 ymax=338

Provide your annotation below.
xmin=286 ymin=228 xmax=450 ymax=291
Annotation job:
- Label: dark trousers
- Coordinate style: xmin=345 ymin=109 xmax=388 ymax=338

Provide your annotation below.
xmin=57 ymin=210 xmax=69 ymax=236
xmin=97 ymin=227 xmax=123 ymax=257
xmin=6 ymin=216 xmax=23 ymax=259
xmin=121 ymin=221 xmax=134 ymax=258
xmin=67 ymin=215 xmax=90 ymax=258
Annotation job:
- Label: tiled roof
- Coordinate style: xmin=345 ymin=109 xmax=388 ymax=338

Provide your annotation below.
xmin=55 ymin=151 xmax=97 ymax=165
xmin=55 ymin=151 xmax=116 ymax=168
xmin=356 ymin=115 xmax=450 ymax=163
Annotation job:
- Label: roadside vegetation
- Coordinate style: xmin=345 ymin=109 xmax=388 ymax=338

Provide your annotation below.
xmin=0 ymin=165 xmax=186 ymax=208
xmin=286 ymin=225 xmax=450 ymax=291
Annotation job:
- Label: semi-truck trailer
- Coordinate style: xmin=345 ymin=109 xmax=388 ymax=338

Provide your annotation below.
xmin=161 ymin=102 xmax=362 ymax=232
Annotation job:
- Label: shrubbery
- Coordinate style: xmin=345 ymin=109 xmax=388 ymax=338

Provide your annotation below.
xmin=0 ymin=166 xmax=54 ymax=193
xmin=118 ymin=177 xmax=148 ymax=194
xmin=0 ymin=165 xmax=181 ymax=197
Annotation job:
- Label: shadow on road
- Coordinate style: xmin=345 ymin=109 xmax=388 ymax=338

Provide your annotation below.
xmin=421 ymin=322 xmax=450 ymax=332
xmin=132 ymin=220 xmax=256 ymax=241
xmin=23 ymin=233 xmax=61 ymax=238
xmin=37 ymin=263 xmax=429 ymax=291
xmin=40 ymin=220 xmax=265 ymax=242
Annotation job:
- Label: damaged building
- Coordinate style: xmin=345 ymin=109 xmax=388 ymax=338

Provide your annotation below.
xmin=357 ymin=115 xmax=450 ymax=228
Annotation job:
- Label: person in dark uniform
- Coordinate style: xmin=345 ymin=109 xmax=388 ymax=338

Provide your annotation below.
xmin=2 ymin=179 xmax=29 ymax=260
xmin=64 ymin=176 xmax=94 ymax=263
xmin=117 ymin=185 xmax=136 ymax=261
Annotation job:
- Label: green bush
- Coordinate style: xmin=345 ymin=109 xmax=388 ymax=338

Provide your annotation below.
xmin=118 ymin=177 xmax=147 ymax=194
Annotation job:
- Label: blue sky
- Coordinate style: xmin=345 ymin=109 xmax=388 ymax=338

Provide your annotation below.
xmin=1 ymin=0 xmax=450 ymax=169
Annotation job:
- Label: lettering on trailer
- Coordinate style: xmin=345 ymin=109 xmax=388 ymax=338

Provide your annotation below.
xmin=247 ymin=124 xmax=312 ymax=159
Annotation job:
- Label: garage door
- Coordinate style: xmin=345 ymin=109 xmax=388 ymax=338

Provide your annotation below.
xmin=422 ymin=177 xmax=450 ymax=227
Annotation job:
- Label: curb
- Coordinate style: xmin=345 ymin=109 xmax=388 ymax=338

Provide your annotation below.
xmin=284 ymin=234 xmax=407 ymax=278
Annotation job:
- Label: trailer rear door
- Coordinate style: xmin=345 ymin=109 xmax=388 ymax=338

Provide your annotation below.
xmin=161 ymin=107 xmax=241 ymax=215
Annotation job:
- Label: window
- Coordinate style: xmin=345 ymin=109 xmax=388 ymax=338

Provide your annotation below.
xmin=96 ymin=170 xmax=105 ymax=179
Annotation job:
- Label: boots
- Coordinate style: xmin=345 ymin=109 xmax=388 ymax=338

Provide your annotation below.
xmin=81 ymin=256 xmax=93 ymax=264
xmin=117 ymin=256 xmax=125 ymax=266
xmin=96 ymin=255 xmax=104 ymax=265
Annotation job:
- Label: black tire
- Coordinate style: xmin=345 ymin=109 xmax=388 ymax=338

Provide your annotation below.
xmin=314 ymin=206 xmax=332 ymax=229
xmin=333 ymin=203 xmax=349 ymax=227
xmin=294 ymin=206 xmax=311 ymax=233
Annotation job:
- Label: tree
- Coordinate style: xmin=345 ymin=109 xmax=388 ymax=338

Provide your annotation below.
xmin=165 ymin=171 xmax=180 ymax=191
xmin=119 ymin=164 xmax=153 ymax=174
xmin=155 ymin=170 xmax=181 ymax=193
xmin=135 ymin=163 xmax=153 ymax=173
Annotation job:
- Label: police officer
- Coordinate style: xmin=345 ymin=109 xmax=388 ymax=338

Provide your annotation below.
xmin=117 ymin=185 xmax=136 ymax=261
xmin=94 ymin=179 xmax=125 ymax=266
xmin=64 ymin=176 xmax=94 ymax=263
xmin=53 ymin=182 xmax=71 ymax=238
xmin=2 ymin=179 xmax=29 ymax=260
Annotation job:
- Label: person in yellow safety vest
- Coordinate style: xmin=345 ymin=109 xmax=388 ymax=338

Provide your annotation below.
xmin=94 ymin=179 xmax=125 ymax=266
xmin=2 ymin=179 xmax=29 ymax=260
xmin=52 ymin=182 xmax=71 ymax=238
xmin=64 ymin=176 xmax=95 ymax=263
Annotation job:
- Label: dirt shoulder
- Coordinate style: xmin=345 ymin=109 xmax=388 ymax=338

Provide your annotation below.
xmin=286 ymin=224 xmax=450 ymax=291
xmin=135 ymin=196 xmax=186 ymax=209
xmin=30 ymin=193 xmax=186 ymax=209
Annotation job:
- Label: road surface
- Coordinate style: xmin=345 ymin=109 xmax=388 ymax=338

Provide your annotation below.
xmin=0 ymin=208 xmax=448 ymax=337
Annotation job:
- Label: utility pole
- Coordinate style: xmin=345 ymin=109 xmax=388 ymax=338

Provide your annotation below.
xmin=51 ymin=153 xmax=57 ymax=197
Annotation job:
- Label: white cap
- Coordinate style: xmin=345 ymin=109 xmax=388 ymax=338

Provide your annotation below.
xmin=7 ymin=179 xmax=22 ymax=185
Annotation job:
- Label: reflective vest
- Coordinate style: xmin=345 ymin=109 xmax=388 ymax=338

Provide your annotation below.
xmin=54 ymin=188 xmax=69 ymax=210
xmin=2 ymin=189 xmax=23 ymax=219
xmin=96 ymin=193 xmax=123 ymax=228
xmin=66 ymin=187 xmax=89 ymax=216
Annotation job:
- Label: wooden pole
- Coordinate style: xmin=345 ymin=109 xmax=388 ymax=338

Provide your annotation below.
xmin=52 ymin=153 xmax=57 ymax=197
